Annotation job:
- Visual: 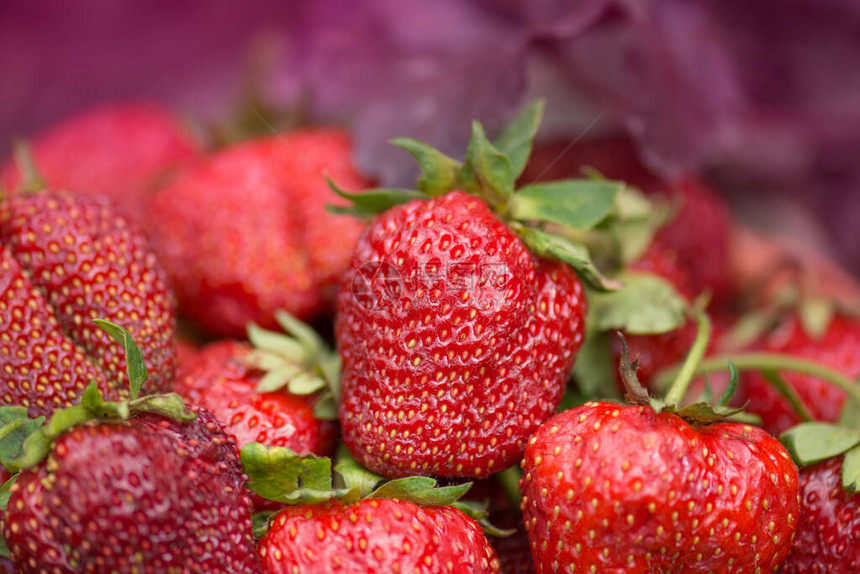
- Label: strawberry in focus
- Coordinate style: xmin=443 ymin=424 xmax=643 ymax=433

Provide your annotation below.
xmin=0 ymin=102 xmax=200 ymax=225
xmin=258 ymin=498 xmax=500 ymax=573
xmin=520 ymin=401 xmax=799 ymax=572
xmin=147 ymin=129 xmax=371 ymax=338
xmin=0 ymin=191 xmax=176 ymax=415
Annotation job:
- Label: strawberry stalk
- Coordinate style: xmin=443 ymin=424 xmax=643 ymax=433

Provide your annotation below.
xmin=663 ymin=309 xmax=712 ymax=407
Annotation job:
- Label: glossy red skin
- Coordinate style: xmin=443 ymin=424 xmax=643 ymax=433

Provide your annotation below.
xmin=337 ymin=191 xmax=586 ymax=478
xmin=258 ymin=498 xmax=500 ymax=573
xmin=0 ymin=191 xmax=175 ymax=414
xmin=3 ymin=408 xmax=260 ymax=573
xmin=1 ymin=102 xmax=199 ymax=225
xmin=0 ymin=245 xmax=112 ymax=416
xmin=174 ymin=340 xmax=337 ymax=457
xmin=740 ymin=314 xmax=860 ymax=435
xmin=778 ymin=457 xmax=860 ymax=573
xmin=520 ymin=402 xmax=800 ymax=573
xmin=148 ymin=129 xmax=371 ymax=337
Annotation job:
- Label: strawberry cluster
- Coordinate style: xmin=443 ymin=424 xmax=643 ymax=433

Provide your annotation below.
xmin=0 ymin=100 xmax=856 ymax=573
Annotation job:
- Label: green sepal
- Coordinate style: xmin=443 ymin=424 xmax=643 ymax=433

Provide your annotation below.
xmin=841 ymin=445 xmax=860 ymax=493
xmin=129 ymin=393 xmax=197 ymax=423
xmin=839 ymin=394 xmax=860 ymax=430
xmin=94 ymin=319 xmax=147 ymax=400
xmin=6 ymin=404 xmax=92 ymax=472
xmin=334 ymin=445 xmax=383 ymax=503
xmin=252 ymin=510 xmax=277 ymax=540
xmin=390 ymin=137 xmax=462 ymax=196
xmin=0 ymin=473 xmax=16 ymax=515
xmin=601 ymin=186 xmax=673 ymax=264
xmin=368 ymin=477 xmax=471 ymax=507
xmin=241 ymin=443 xmax=348 ymax=505
xmin=779 ymin=422 xmax=860 ymax=466
xmin=451 ymin=499 xmax=516 ymax=538
xmin=672 ymin=402 xmax=747 ymax=425
xmin=0 ymin=407 xmax=44 ymax=472
xmin=513 ymin=225 xmax=621 ymax=292
xmin=327 ymin=179 xmax=427 ymax=218
xmin=717 ymin=361 xmax=740 ymax=408
xmin=12 ymin=141 xmax=46 ymax=194
xmin=493 ymin=99 xmax=545 ymax=180
xmin=507 ymin=179 xmax=622 ymax=231
xmin=80 ymin=381 xmax=130 ymax=419
xmin=587 ymin=272 xmax=688 ymax=335
xmin=458 ymin=121 xmax=514 ymax=207
xmin=311 ymin=391 xmax=338 ymax=421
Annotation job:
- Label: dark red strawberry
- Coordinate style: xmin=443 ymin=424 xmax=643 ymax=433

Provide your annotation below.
xmin=258 ymin=498 xmax=499 ymax=573
xmin=337 ymin=190 xmax=586 ymax=478
xmin=1 ymin=102 xmax=200 ymax=225
xmin=487 ymin=510 xmax=535 ymax=574
xmin=0 ymin=191 xmax=175 ymax=415
xmin=520 ymin=401 xmax=799 ymax=573
xmin=147 ymin=129 xmax=371 ymax=338
xmin=3 ymin=406 xmax=260 ymax=573
xmin=739 ymin=314 xmax=860 ymax=435
xmin=776 ymin=456 xmax=859 ymax=573
xmin=174 ymin=339 xmax=337 ymax=457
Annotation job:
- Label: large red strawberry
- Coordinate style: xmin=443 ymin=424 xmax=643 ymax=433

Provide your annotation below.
xmin=147 ymin=128 xmax=372 ymax=338
xmin=3 ymin=405 xmax=259 ymax=573
xmin=1 ymin=102 xmax=200 ymax=225
xmin=0 ymin=190 xmax=176 ymax=415
xmin=174 ymin=338 xmax=337 ymax=456
xmin=739 ymin=314 xmax=860 ymax=435
xmin=520 ymin=401 xmax=799 ymax=572
xmin=260 ymin=498 xmax=499 ymax=573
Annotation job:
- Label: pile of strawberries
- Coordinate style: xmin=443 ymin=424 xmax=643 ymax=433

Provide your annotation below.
xmin=0 ymin=100 xmax=857 ymax=573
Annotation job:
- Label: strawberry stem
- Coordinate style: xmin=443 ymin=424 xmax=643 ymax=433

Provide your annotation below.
xmin=760 ymin=369 xmax=815 ymax=422
xmin=661 ymin=353 xmax=860 ymax=410
xmin=664 ymin=310 xmax=712 ymax=407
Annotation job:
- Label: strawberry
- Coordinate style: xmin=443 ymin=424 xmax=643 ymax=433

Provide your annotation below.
xmin=3 ymin=407 xmax=259 ymax=573
xmin=147 ymin=128 xmax=372 ymax=338
xmin=174 ymin=338 xmax=337 ymax=456
xmin=739 ymin=314 xmax=860 ymax=435
xmin=776 ymin=456 xmax=859 ymax=573
xmin=520 ymin=401 xmax=799 ymax=572
xmin=338 ymin=190 xmax=586 ymax=478
xmin=1 ymin=102 xmax=200 ymax=225
xmin=0 ymin=322 xmax=259 ymax=572
xmin=0 ymin=190 xmax=175 ymax=415
xmin=259 ymin=498 xmax=499 ymax=573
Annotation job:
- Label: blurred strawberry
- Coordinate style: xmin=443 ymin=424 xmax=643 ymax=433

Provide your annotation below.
xmin=147 ymin=129 xmax=371 ymax=338
xmin=1 ymin=102 xmax=200 ymax=226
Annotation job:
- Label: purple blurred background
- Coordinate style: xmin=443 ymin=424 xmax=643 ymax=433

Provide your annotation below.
xmin=2 ymin=0 xmax=859 ymax=271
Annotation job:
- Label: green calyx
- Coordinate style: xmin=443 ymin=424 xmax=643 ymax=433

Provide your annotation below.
xmin=241 ymin=443 xmax=513 ymax=538
xmin=326 ymin=99 xmax=675 ymax=293
xmin=0 ymin=320 xmax=196 ymax=475
xmin=244 ymin=310 xmax=340 ymax=421
xmin=12 ymin=141 xmax=46 ymax=195
xmin=780 ymin=423 xmax=860 ymax=493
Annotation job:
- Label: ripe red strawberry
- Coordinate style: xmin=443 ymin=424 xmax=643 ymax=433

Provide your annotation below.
xmin=739 ymin=314 xmax=860 ymax=435
xmin=147 ymin=129 xmax=371 ymax=338
xmin=1 ymin=102 xmax=199 ymax=225
xmin=337 ymin=191 xmax=586 ymax=478
xmin=174 ymin=339 xmax=337 ymax=456
xmin=258 ymin=498 xmax=499 ymax=573
xmin=3 ymin=406 xmax=260 ymax=573
xmin=520 ymin=402 xmax=799 ymax=573
xmin=776 ymin=456 xmax=859 ymax=573
xmin=0 ymin=191 xmax=175 ymax=415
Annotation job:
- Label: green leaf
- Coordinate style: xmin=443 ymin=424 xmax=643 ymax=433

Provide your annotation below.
xmin=841 ymin=445 xmax=860 ymax=493
xmin=672 ymin=402 xmax=747 ymax=424
xmin=391 ymin=137 xmax=462 ymax=196
xmin=252 ymin=510 xmax=276 ymax=540
xmin=7 ymin=405 xmax=92 ymax=472
xmin=334 ymin=445 xmax=382 ymax=503
xmin=450 ymin=500 xmax=516 ymax=538
xmin=247 ymin=323 xmax=306 ymax=361
xmin=327 ymin=179 xmax=427 ymax=218
xmin=0 ymin=409 xmax=43 ymax=473
xmin=508 ymin=179 xmax=621 ymax=230
xmin=240 ymin=443 xmax=339 ymax=504
xmin=458 ymin=121 xmax=515 ymax=206
xmin=0 ymin=474 xmax=16 ymax=513
xmin=602 ymin=186 xmax=671 ymax=264
xmin=370 ymin=477 xmax=472 ymax=507
xmin=93 ymin=319 xmax=147 ymax=400
xmin=839 ymin=394 xmax=860 ymax=430
xmin=779 ymin=423 xmax=860 ymax=466
xmin=129 ymin=393 xmax=197 ymax=423
xmin=312 ymin=392 xmax=338 ymax=421
xmin=588 ymin=272 xmax=688 ymax=334
xmin=571 ymin=332 xmax=621 ymax=401
xmin=12 ymin=141 xmax=46 ymax=193
xmin=514 ymin=225 xmax=621 ymax=292
xmin=493 ymin=99 xmax=545 ymax=180
xmin=80 ymin=382 xmax=128 ymax=419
